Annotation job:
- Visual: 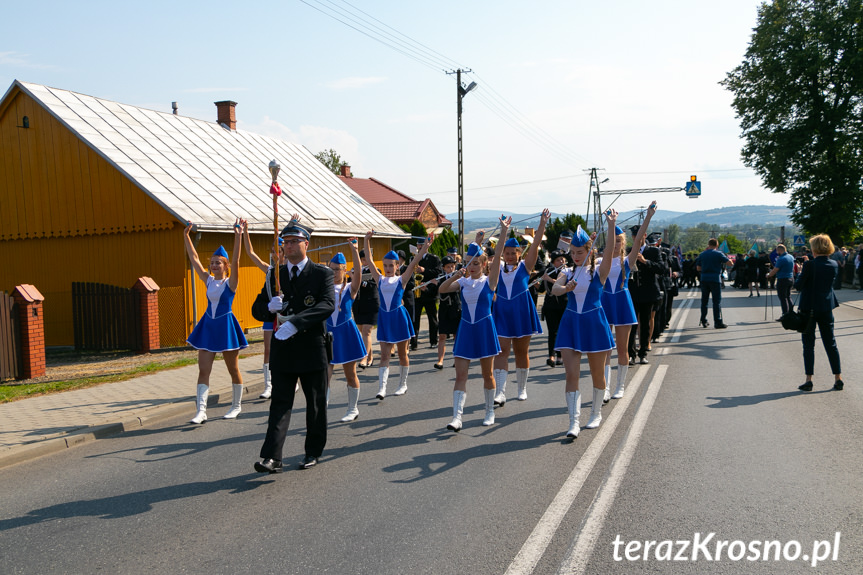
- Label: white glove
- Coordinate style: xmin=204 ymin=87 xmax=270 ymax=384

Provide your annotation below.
xmin=268 ymin=296 xmax=283 ymax=313
xmin=274 ymin=320 xmax=298 ymax=340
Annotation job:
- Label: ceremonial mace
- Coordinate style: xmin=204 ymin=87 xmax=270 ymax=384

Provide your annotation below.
xmin=268 ymin=159 xmax=282 ymax=295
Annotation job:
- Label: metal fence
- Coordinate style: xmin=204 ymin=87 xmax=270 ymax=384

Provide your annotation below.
xmin=158 ymin=286 xmax=188 ymax=348
xmin=72 ymin=282 xmax=142 ymax=351
xmin=0 ymin=291 xmax=21 ymax=380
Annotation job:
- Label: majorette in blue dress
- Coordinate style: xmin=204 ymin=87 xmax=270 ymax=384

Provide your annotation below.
xmin=376 ymin=276 xmax=416 ymax=343
xmin=453 ymin=275 xmax=502 ymax=360
xmin=187 ymin=276 xmax=249 ymax=352
xmin=600 ymin=257 xmax=637 ymax=326
xmin=493 ymin=260 xmax=542 ymax=338
xmin=555 ymin=267 xmax=615 ymax=354
xmin=327 ymin=283 xmax=367 ymax=365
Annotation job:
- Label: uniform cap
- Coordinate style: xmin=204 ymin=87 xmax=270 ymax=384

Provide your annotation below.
xmin=330 ymin=252 xmax=347 ymax=265
xmin=213 ymin=245 xmax=228 ymax=259
xmin=383 ymin=250 xmax=400 ymax=261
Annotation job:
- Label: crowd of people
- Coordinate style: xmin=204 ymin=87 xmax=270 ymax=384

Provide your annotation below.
xmin=179 ymin=207 xmax=847 ymax=472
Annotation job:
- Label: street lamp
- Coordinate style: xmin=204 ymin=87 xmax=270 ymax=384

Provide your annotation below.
xmin=455 ymin=69 xmax=476 ymax=255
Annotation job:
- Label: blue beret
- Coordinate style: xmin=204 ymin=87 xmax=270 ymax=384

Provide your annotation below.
xmin=383 ymin=250 xmax=400 ymax=261
xmin=504 ymin=237 xmax=520 ymax=248
xmin=213 ymin=245 xmax=228 ymax=259
xmin=614 ymin=225 xmax=623 ymax=235
xmin=571 ymin=226 xmax=591 ymax=247
xmin=466 ymin=243 xmax=482 ymax=258
xmin=330 ymin=252 xmax=347 ymax=265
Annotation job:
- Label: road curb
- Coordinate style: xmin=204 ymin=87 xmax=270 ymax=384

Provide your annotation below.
xmin=0 ymin=378 xmax=266 ymax=471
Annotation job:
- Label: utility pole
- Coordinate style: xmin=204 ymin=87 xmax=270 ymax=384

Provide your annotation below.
xmin=447 ymin=68 xmax=476 ymax=255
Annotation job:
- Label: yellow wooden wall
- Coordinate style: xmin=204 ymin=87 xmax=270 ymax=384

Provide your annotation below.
xmin=0 ymin=87 xmax=175 ymax=241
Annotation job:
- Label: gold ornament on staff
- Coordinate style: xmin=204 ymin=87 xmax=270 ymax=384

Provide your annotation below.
xmin=268 ymin=159 xmax=282 ymax=295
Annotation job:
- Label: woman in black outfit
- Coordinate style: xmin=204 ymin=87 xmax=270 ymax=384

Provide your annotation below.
xmin=745 ymin=250 xmax=760 ymax=296
xmin=354 ymin=249 xmax=380 ymax=368
xmin=796 ymin=234 xmax=844 ymax=391
xmin=541 ymin=250 xmax=569 ymax=367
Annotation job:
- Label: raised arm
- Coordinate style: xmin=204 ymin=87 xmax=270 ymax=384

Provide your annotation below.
xmin=524 ymin=208 xmax=550 ymax=272
xmin=183 ymin=223 xmax=209 ymax=282
xmin=599 ymin=210 xmax=618 ymax=284
xmin=401 ymin=234 xmax=435 ymax=288
xmin=439 ymin=267 xmax=466 ymax=293
xmin=628 ymin=201 xmax=656 ymax=269
xmin=488 ymin=216 xmax=512 ymax=291
xmin=228 ymin=217 xmax=242 ymax=292
xmin=240 ymin=218 xmax=270 ymax=273
xmin=347 ymin=237 xmax=362 ymax=298
xmin=363 ymin=230 xmax=381 ymax=282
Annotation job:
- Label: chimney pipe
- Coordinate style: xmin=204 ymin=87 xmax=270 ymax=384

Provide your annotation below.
xmin=171 ymin=101 xmax=178 ymax=115
xmin=214 ymin=100 xmax=238 ymax=130
xmin=339 ymin=164 xmax=352 ymax=178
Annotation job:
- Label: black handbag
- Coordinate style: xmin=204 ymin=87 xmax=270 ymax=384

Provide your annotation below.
xmin=780 ymin=264 xmax=816 ymax=333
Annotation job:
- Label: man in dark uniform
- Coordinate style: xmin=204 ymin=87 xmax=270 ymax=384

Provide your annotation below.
xmin=645 ymin=233 xmax=668 ymax=341
xmin=414 ymin=237 xmax=442 ymax=348
xmin=447 ymin=246 xmax=463 ymax=270
xmin=253 ymin=221 xmax=335 ymax=472
xmin=628 ymin=228 xmax=664 ymax=364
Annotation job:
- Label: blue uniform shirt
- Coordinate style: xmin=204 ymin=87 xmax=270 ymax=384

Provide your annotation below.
xmin=774 ymin=253 xmax=795 ymax=279
xmin=696 ymin=249 xmax=729 ymax=282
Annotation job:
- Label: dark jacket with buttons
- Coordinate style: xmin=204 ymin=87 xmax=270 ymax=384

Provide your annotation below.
xmin=252 ymin=261 xmax=335 ymax=373
xmin=795 ymin=256 xmax=839 ymax=313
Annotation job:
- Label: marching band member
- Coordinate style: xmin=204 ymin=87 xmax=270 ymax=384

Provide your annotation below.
xmin=354 ymin=249 xmax=379 ymax=369
xmin=184 ymin=220 xmax=248 ymax=423
xmin=364 ymin=230 xmax=434 ymax=399
xmin=553 ymin=211 xmax=618 ymax=438
xmin=326 ymin=240 xmax=367 ymax=422
xmin=601 ymin=202 xmax=655 ymax=401
xmin=492 ymin=209 xmax=551 ymax=405
xmin=432 ymin=256 xmax=461 ymax=370
xmin=439 ymin=219 xmax=511 ymax=430
xmin=541 ymin=249 xmax=570 ymax=367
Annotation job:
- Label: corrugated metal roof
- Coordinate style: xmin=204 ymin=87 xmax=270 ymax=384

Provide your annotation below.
xmin=11 ymin=80 xmax=406 ymax=238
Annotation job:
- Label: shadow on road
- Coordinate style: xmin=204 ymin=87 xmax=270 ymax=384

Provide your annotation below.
xmin=706 ymin=389 xmax=834 ymax=408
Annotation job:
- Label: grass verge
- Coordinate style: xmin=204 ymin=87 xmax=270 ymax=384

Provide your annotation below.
xmin=0 ymin=357 xmax=198 ymax=403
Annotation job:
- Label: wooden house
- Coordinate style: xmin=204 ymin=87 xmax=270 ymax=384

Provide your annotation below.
xmin=0 ymin=80 xmax=406 ymax=347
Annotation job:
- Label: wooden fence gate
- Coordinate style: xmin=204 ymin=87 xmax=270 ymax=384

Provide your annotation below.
xmin=0 ymin=291 xmax=21 ymax=380
xmin=72 ymin=282 xmax=142 ymax=351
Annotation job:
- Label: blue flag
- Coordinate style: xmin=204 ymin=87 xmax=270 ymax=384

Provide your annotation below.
xmin=718 ymin=240 xmax=729 ymax=254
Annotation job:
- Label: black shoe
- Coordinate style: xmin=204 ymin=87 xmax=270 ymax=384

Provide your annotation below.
xmin=639 ymin=357 xmax=649 ymax=365
xmin=433 ymin=363 xmax=444 ymax=370
xmin=546 ymin=358 xmax=556 ymax=368
xmin=798 ymin=381 xmax=813 ymax=391
xmin=254 ymin=459 xmax=283 ymax=474
xmin=628 ymin=356 xmax=636 ymax=366
xmin=715 ymin=322 xmax=728 ymax=329
xmin=358 ymin=363 xmax=367 ymax=370
xmin=300 ymin=455 xmax=318 ymax=469
xmin=833 ymin=380 xmax=844 ymax=391
xmin=555 ymin=358 xmax=563 ymax=366
xmin=700 ymin=319 xmax=709 ymax=328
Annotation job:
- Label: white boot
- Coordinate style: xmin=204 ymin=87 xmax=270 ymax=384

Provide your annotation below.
xmin=447 ymin=390 xmax=466 ymax=431
xmin=516 ymin=367 xmax=529 ymax=401
xmin=376 ymin=367 xmax=389 ymax=399
xmin=394 ymin=365 xmax=409 ymax=395
xmin=223 ymin=384 xmax=243 ymax=419
xmin=586 ymin=387 xmax=604 ymax=429
xmin=190 ymin=384 xmax=209 ymax=424
xmin=566 ymin=390 xmax=581 ymax=438
xmin=493 ymin=369 xmax=507 ymax=406
xmin=259 ymin=363 xmax=272 ymax=399
xmin=482 ymin=388 xmax=496 ymax=426
xmin=341 ymin=386 xmax=360 ymax=422
xmin=603 ymin=364 xmax=612 ymax=403
xmin=612 ymin=364 xmax=628 ymax=399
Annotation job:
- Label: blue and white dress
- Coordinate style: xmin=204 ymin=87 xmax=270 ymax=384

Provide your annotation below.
xmin=187 ymin=276 xmax=249 ymax=352
xmin=493 ymin=261 xmax=542 ymax=338
xmin=327 ymin=284 xmax=367 ymax=365
xmin=453 ymin=275 xmax=502 ymax=360
xmin=600 ymin=257 xmax=637 ymax=326
xmin=555 ymin=268 xmax=615 ymax=354
xmin=376 ymin=276 xmax=416 ymax=343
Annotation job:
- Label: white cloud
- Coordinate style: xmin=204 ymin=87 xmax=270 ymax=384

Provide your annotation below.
xmin=325 ymin=76 xmax=387 ymax=90
xmin=239 ymin=116 xmax=362 ymax=167
xmin=0 ymin=51 xmax=52 ymax=69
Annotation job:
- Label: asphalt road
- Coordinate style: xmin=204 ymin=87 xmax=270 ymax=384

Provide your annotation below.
xmin=1 ymin=288 xmax=861 ymax=575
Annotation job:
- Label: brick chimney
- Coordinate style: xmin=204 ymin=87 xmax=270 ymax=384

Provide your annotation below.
xmin=214 ymin=100 xmax=237 ymax=130
xmin=339 ymin=164 xmax=352 ymax=178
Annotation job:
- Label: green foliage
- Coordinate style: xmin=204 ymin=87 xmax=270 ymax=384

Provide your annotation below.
xmin=314 ymin=148 xmax=346 ymax=176
xmin=665 ymin=223 xmax=681 ymax=246
xmin=717 ymin=233 xmax=746 ymax=254
xmin=721 ymin=0 xmax=863 ymax=245
xmin=429 ymin=227 xmax=458 ymax=258
xmin=392 ymin=220 xmax=428 ymax=257
xmin=544 ymin=213 xmax=588 ymax=253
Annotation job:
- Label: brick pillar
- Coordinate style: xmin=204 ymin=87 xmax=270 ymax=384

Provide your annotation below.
xmin=13 ymin=284 xmax=45 ymax=379
xmin=133 ymin=277 xmax=160 ymax=353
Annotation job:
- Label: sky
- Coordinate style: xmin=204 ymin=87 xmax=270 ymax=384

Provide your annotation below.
xmin=0 ymin=0 xmax=782 ymax=221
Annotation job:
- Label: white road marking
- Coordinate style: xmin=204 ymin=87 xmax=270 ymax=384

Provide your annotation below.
xmin=556 ymin=365 xmax=669 ymax=575
xmin=503 ymin=367 xmax=650 ymax=575
xmin=670 ymin=297 xmax=695 ymax=343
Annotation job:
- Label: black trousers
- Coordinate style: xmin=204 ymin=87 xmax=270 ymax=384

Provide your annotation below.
xmin=802 ymin=310 xmax=841 ymax=376
xmin=653 ymin=291 xmax=667 ymax=339
xmin=632 ymin=300 xmax=657 ymax=358
xmin=700 ymin=281 xmax=723 ymax=322
xmin=544 ymin=308 xmax=564 ymax=357
xmin=776 ymin=278 xmax=793 ymax=315
xmin=414 ymin=296 xmax=439 ymax=345
xmin=260 ymin=369 xmax=328 ymax=461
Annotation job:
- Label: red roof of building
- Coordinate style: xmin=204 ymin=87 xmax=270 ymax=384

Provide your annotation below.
xmin=340 ymin=176 xmax=452 ymax=227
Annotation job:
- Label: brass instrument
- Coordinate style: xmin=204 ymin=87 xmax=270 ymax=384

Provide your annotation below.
xmin=413 ymin=272 xmax=424 ymax=297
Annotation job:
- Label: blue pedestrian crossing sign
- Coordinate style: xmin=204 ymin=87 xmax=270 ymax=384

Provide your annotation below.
xmin=685 ymin=175 xmax=701 ymax=198
xmin=793 ymin=235 xmax=806 ymax=247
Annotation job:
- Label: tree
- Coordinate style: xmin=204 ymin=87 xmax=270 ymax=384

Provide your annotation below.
xmin=544 ymin=213 xmax=588 ymax=254
xmin=429 ymin=227 xmax=458 ymax=258
xmin=665 ymin=223 xmax=681 ymax=246
xmin=392 ymin=220 xmax=427 ymax=257
xmin=314 ymin=148 xmax=346 ymax=176
xmin=717 ymin=233 xmax=746 ymax=255
xmin=721 ymin=0 xmax=863 ymax=245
